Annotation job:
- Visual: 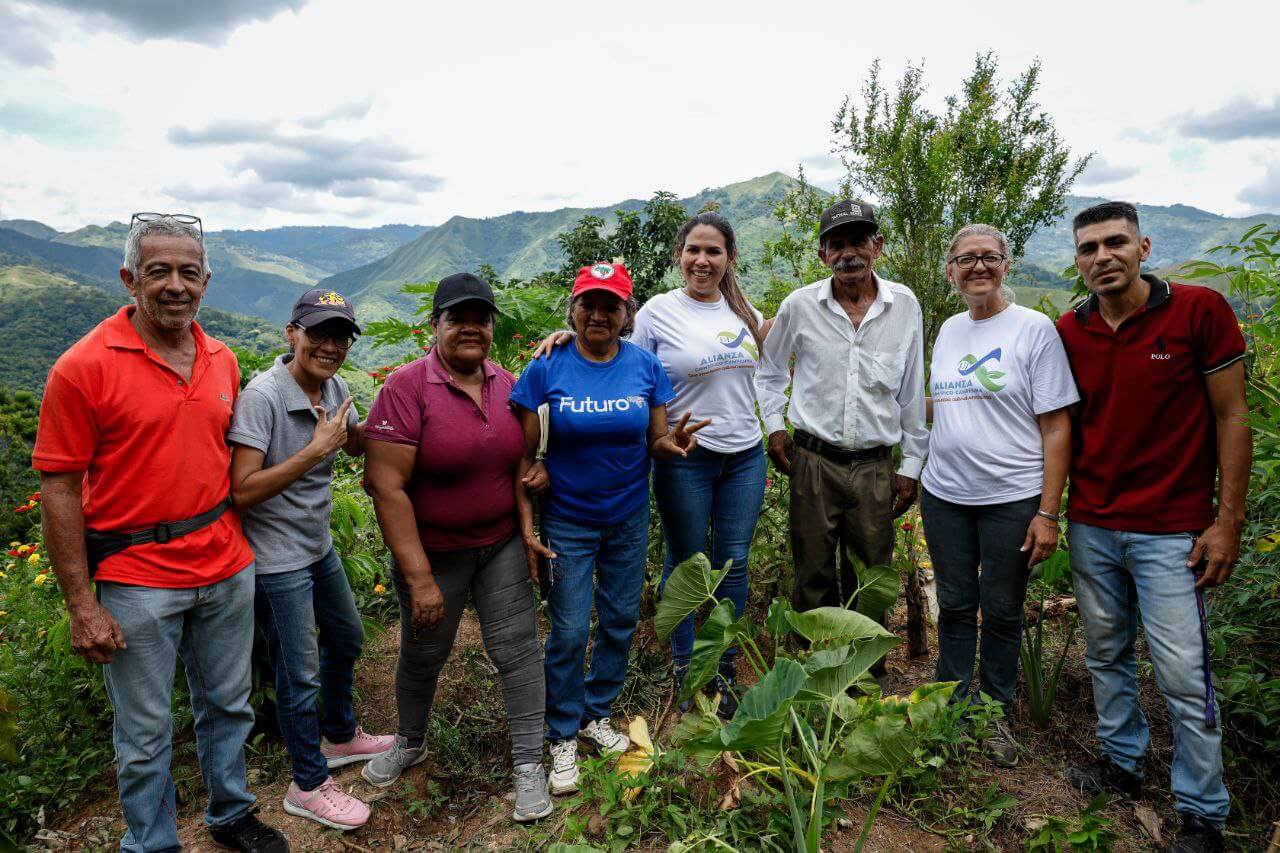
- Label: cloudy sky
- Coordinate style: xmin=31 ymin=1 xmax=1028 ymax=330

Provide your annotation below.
xmin=1 ymin=0 xmax=1277 ymax=232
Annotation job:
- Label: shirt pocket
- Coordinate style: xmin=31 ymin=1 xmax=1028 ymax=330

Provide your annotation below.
xmin=867 ymin=347 xmax=907 ymax=395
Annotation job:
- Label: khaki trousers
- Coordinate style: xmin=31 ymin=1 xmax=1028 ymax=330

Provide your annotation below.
xmin=788 ymin=445 xmax=895 ymax=615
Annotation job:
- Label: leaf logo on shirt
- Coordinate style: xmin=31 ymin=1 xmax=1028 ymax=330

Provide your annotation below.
xmin=958 ymin=348 xmax=1006 ymax=392
xmin=717 ymin=328 xmax=758 ymax=361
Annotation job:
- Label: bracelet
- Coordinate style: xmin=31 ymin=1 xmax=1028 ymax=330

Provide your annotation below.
xmin=1036 ymin=510 xmax=1060 ymax=522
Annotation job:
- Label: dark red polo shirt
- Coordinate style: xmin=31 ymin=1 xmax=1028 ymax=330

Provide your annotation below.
xmin=1056 ymin=276 xmax=1245 ymax=533
xmin=364 ymin=350 xmax=524 ymax=551
xmin=33 ymin=307 xmax=254 ymax=587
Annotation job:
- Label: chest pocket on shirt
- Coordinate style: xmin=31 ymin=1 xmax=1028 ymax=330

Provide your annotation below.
xmin=867 ymin=348 xmax=906 ymax=395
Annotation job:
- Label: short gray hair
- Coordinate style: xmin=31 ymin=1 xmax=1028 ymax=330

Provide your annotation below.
xmin=946 ymin=223 xmax=1010 ymax=260
xmin=566 ymin=293 xmax=639 ymax=339
xmin=123 ymin=216 xmax=211 ymax=278
xmin=947 ymin=223 xmax=1015 ymax=304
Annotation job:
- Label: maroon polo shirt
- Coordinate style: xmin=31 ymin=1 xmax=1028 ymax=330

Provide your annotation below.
xmin=1056 ymin=275 xmax=1245 ymax=533
xmin=365 ymin=350 xmax=525 ymax=551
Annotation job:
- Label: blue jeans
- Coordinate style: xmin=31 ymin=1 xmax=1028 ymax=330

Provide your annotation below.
xmin=99 ymin=564 xmax=257 ymax=853
xmin=1068 ymin=521 xmax=1228 ymax=825
xmin=920 ymin=488 xmax=1038 ymax=710
xmin=653 ymin=444 xmax=766 ymax=667
xmin=254 ymin=548 xmax=364 ymax=790
xmin=542 ymin=504 xmax=649 ymax=742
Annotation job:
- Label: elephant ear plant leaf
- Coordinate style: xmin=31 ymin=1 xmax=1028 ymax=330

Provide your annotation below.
xmin=713 ymin=658 xmax=808 ymax=750
xmin=843 ymin=547 xmax=900 ymax=619
xmin=798 ymin=635 xmax=902 ymax=702
xmin=786 ymin=606 xmax=888 ymax=647
xmin=681 ymin=599 xmax=753 ymax=702
xmin=654 ymin=553 xmax=732 ymax=642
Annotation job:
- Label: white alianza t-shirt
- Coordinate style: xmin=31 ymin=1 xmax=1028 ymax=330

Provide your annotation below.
xmin=630 ymin=288 xmax=765 ymax=453
xmin=922 ymin=303 xmax=1080 ymax=505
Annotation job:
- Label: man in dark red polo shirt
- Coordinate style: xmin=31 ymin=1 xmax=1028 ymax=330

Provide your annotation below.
xmin=1056 ymin=201 xmax=1249 ymax=853
xmin=34 ymin=214 xmax=287 ymax=853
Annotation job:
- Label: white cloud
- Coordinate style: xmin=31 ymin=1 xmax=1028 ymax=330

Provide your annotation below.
xmin=2 ymin=0 xmax=1278 ymax=230
xmin=1077 ymin=156 xmax=1140 ymax=188
xmin=1177 ymin=98 xmax=1280 ymax=141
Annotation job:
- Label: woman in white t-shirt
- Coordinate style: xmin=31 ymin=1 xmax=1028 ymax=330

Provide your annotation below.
xmin=920 ymin=224 xmax=1078 ymax=768
xmin=533 ymin=213 xmax=768 ymax=717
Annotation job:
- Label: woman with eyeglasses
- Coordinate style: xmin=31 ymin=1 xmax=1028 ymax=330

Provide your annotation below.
xmin=228 ymin=288 xmax=391 ymax=831
xmin=920 ymin=225 xmax=1078 ymax=768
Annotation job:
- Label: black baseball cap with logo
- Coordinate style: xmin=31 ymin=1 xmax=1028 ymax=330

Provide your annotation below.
xmin=433 ymin=272 xmax=499 ymax=315
xmin=290 ymin=288 xmax=361 ymax=334
xmin=819 ymin=199 xmax=878 ymax=241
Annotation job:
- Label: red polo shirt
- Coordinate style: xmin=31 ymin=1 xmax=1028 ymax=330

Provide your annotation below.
xmin=364 ymin=350 xmax=525 ymax=551
xmin=1056 ymin=276 xmax=1246 ymax=533
xmin=33 ymin=307 xmax=254 ymax=587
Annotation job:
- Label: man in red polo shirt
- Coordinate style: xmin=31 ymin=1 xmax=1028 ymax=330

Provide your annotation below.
xmin=34 ymin=214 xmax=287 ymax=853
xmin=1056 ymin=201 xmax=1249 ymax=853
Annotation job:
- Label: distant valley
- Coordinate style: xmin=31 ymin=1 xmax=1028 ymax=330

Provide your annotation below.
xmin=1 ymin=173 xmax=1274 ymax=390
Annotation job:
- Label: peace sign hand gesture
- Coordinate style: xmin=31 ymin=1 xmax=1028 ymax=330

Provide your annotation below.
xmin=650 ymin=411 xmax=712 ymax=461
xmin=308 ymin=396 xmax=352 ymax=460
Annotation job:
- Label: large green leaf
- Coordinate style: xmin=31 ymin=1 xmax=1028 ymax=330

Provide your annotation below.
xmin=839 ymin=701 xmax=913 ymax=777
xmin=710 ymin=658 xmax=807 ymax=751
xmin=786 ymin=606 xmax=895 ymax=647
xmin=845 ymin=547 xmax=900 ymax=619
xmin=905 ymin=681 xmax=957 ymax=731
xmin=681 ymin=599 xmax=750 ymax=702
xmin=797 ymin=634 xmax=903 ymax=701
xmin=764 ymin=596 xmax=794 ymax=640
xmin=654 ymin=553 xmax=731 ymax=641
xmin=670 ymin=706 xmax=725 ymax=767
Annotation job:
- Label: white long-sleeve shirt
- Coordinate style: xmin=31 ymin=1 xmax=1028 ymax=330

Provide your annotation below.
xmin=756 ymin=275 xmax=928 ymax=479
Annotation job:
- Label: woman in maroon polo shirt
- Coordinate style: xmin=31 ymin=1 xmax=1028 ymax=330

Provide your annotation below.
xmin=360 ymin=273 xmax=553 ymax=824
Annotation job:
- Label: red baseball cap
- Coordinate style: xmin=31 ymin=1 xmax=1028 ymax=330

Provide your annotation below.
xmin=572 ymin=262 xmax=633 ymax=300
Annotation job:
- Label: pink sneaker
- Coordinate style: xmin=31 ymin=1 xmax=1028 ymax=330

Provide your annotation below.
xmin=282 ymin=777 xmax=370 ymax=830
xmin=321 ymin=726 xmax=396 ymax=768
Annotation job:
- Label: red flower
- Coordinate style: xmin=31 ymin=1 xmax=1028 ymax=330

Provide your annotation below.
xmin=6 ymin=549 xmax=18 ymax=557
xmin=14 ymin=506 xmax=30 ymax=514
xmin=513 ymin=333 xmax=523 ymax=339
xmin=369 ymin=371 xmax=379 ymax=378
xmin=27 ymin=492 xmax=39 ymax=502
xmin=901 ymin=521 xmax=914 ymax=532
xmin=412 ymin=329 xmax=423 ymax=335
xmin=765 ymin=477 xmax=774 ymax=488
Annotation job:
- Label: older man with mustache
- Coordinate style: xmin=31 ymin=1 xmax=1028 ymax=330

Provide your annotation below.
xmin=756 ymin=200 xmax=927 ymax=660
xmin=34 ymin=214 xmax=287 ymax=852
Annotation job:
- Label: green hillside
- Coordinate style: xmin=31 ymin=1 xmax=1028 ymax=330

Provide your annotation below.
xmin=0 ymin=219 xmax=59 ymax=240
xmin=319 ymin=172 xmax=800 ymax=323
xmin=0 ymin=259 xmax=278 ymax=392
xmin=213 ymin=224 xmax=429 ymax=274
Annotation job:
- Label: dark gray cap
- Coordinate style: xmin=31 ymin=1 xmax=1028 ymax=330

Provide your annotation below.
xmin=434 ymin=272 xmax=498 ymax=314
xmin=291 ymin=288 xmax=361 ymax=334
xmin=819 ymin=199 xmax=878 ymax=240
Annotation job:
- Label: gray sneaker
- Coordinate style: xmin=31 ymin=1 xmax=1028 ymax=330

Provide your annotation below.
xmin=986 ymin=719 xmax=1019 ymax=768
xmin=360 ymin=735 xmax=427 ymax=787
xmin=511 ymin=762 xmax=553 ymax=823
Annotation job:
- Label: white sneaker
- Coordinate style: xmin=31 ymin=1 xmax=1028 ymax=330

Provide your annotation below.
xmin=547 ymin=739 xmax=580 ymax=795
xmin=579 ymin=717 xmax=630 ymax=755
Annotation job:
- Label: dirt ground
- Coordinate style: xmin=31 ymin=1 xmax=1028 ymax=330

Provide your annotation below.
xmin=35 ymin=593 xmax=1266 ymax=852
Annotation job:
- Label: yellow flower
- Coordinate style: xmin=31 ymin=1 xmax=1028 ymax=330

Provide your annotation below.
xmin=34 ymin=573 xmax=48 ymax=585
xmin=27 ymin=553 xmax=40 ymax=564
xmin=919 ymin=560 xmax=932 ymax=571
xmin=8 ymin=541 xmax=18 ymax=547
xmin=17 ymin=545 xmax=31 ymax=555
xmin=373 ymin=583 xmax=386 ymax=595
xmin=0 ymin=611 xmax=7 ymax=617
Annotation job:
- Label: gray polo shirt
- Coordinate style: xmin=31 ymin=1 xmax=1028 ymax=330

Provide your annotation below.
xmin=227 ymin=355 xmax=358 ymax=574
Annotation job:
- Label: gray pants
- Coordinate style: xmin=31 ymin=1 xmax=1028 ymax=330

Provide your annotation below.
xmin=391 ymin=535 xmax=545 ymax=766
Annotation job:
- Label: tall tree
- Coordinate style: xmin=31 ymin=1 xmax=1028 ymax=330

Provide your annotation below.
xmin=833 ymin=53 xmax=1089 ymax=348
xmin=555 ymin=191 xmax=688 ymax=303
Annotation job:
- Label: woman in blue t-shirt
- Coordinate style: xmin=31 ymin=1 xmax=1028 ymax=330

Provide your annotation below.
xmin=511 ymin=263 xmax=706 ymax=797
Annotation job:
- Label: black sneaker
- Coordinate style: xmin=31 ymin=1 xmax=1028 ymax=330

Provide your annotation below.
xmin=209 ymin=807 xmax=289 ymax=852
xmin=715 ymin=663 xmax=738 ymax=719
xmin=1168 ymin=813 xmax=1223 ymax=853
xmin=1065 ymin=757 xmax=1142 ymax=800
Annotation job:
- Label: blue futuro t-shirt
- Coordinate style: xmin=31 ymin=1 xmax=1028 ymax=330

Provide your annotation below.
xmin=510 ymin=340 xmax=675 ymax=526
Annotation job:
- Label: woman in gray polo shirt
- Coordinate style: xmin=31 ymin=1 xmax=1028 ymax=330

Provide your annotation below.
xmin=227 ymin=289 xmax=393 ymax=831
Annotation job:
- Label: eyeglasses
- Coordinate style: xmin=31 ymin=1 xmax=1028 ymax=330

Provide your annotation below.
xmin=949 ymin=253 xmax=1006 ymax=270
xmin=131 ymin=212 xmax=203 ymax=237
xmin=302 ymin=327 xmax=355 ymax=350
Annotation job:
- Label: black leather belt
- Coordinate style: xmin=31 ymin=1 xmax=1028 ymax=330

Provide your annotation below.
xmin=84 ymin=497 xmax=233 ymax=577
xmin=794 ymin=430 xmax=889 ymax=464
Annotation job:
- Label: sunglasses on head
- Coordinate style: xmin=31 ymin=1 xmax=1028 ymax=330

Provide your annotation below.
xmin=130 ymin=212 xmax=203 ymax=237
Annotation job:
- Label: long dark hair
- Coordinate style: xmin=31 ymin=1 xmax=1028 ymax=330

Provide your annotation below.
xmin=672 ymin=212 xmax=761 ymax=355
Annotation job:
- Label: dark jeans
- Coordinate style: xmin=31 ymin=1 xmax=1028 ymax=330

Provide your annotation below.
xmin=654 ymin=444 xmax=766 ymax=667
xmin=542 ymin=504 xmax=649 ymax=742
xmin=254 ymin=548 xmax=364 ymax=790
xmin=391 ymin=536 xmax=545 ymax=766
xmin=919 ymin=487 xmax=1039 ymax=709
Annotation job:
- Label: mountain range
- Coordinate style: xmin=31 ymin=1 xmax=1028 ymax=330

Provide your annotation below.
xmin=1 ymin=173 xmax=1274 ymax=390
